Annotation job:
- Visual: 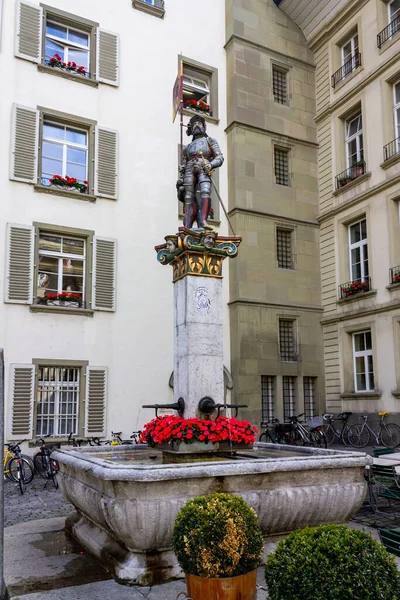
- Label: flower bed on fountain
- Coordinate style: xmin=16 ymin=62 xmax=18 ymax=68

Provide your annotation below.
xmin=140 ymin=415 xmax=257 ymax=453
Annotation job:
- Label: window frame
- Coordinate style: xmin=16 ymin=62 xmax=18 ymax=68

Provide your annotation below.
xmin=37 ymin=107 xmax=96 ymax=198
xmin=348 ymin=218 xmax=368 ymax=282
xmin=282 ymin=376 xmax=296 ymax=421
xmin=352 ymin=331 xmax=375 ymax=392
xmin=394 ymin=81 xmax=400 ymax=149
xmin=272 ymin=65 xmax=288 ymax=105
xmin=40 ymin=5 xmax=98 ymax=81
xmin=276 ymin=227 xmax=293 ymax=269
xmin=341 ymin=33 xmax=359 ymax=67
xmin=279 ymin=319 xmax=297 ymax=362
xmin=33 ymin=222 xmax=94 ymax=312
xmin=261 ymin=376 xmax=275 ymax=422
xmin=32 ymin=359 xmax=88 ymax=441
xmin=274 ymin=146 xmax=290 ymax=186
xmin=389 ymin=0 xmax=400 ymax=24
xmin=180 ymin=55 xmax=219 ymax=121
xmin=345 ymin=112 xmax=363 ymax=168
xmin=41 ymin=120 xmax=89 ymax=189
xmin=303 ymin=376 xmax=317 ymax=420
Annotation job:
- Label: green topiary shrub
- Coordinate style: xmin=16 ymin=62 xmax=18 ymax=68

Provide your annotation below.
xmin=172 ymin=493 xmax=263 ymax=578
xmin=265 ymin=524 xmax=400 ymax=600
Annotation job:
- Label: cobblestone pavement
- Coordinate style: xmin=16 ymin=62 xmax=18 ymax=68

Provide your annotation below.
xmin=4 ymin=477 xmax=74 ymax=527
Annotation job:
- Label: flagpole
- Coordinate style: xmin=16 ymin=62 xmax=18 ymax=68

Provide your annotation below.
xmin=179 ymin=56 xmax=183 ymax=166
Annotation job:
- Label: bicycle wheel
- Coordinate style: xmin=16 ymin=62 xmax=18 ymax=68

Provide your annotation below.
xmin=8 ymin=458 xmax=34 ymax=484
xmin=5 ymin=457 xmax=18 ymax=481
xmin=348 ymin=424 xmax=370 ymax=448
xmin=381 ymin=423 xmax=400 ymax=448
xmin=259 ymin=431 xmax=272 ymax=443
xmin=18 ymin=462 xmax=26 ymax=495
xmin=33 ymin=452 xmax=48 ymax=479
xmin=320 ymin=424 xmax=335 ymax=446
xmin=309 ymin=429 xmax=327 ymax=449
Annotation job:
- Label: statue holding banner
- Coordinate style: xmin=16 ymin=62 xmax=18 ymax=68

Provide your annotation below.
xmin=176 ymin=114 xmax=224 ymax=229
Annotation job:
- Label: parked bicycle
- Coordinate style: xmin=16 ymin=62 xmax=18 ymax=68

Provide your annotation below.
xmin=348 ymin=412 xmax=400 ymax=448
xmin=259 ymin=419 xmax=283 ymax=444
xmin=321 ymin=412 xmax=353 ymax=446
xmin=259 ymin=415 xmax=327 ymax=449
xmin=106 ymin=431 xmax=133 ymax=446
xmin=130 ymin=431 xmax=142 ymax=444
xmin=67 ymin=432 xmax=87 ymax=447
xmin=4 ymin=440 xmax=34 ymax=482
xmin=5 ymin=440 xmax=34 ymax=494
xmin=33 ymin=436 xmax=59 ymax=489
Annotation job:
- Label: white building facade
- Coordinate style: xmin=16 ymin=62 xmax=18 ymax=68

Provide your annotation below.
xmin=0 ymin=0 xmax=229 ymax=446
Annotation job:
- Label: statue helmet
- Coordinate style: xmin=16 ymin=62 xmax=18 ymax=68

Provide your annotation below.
xmin=186 ymin=114 xmax=206 ymax=136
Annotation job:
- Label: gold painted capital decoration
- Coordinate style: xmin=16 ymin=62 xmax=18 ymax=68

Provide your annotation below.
xmin=155 ymin=227 xmax=241 ymax=282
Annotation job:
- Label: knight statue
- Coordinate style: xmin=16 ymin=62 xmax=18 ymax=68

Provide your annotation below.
xmin=176 ymin=114 xmax=224 ymax=229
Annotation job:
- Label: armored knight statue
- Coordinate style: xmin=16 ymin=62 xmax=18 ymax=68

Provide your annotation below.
xmin=177 ymin=114 xmax=224 ymax=229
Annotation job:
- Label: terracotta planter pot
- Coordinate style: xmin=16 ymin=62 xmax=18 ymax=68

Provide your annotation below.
xmin=185 ymin=569 xmax=257 ymax=600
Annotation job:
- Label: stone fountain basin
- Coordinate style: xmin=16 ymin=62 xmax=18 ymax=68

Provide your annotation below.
xmin=52 ymin=444 xmax=371 ymax=586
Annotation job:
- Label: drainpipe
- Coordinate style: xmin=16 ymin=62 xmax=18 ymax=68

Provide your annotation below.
xmin=0 ymin=349 xmax=8 ymax=599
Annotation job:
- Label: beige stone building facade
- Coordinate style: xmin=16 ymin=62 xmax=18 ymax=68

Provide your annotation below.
xmin=277 ymin=0 xmax=400 ymax=417
xmin=226 ymin=0 xmax=325 ymax=425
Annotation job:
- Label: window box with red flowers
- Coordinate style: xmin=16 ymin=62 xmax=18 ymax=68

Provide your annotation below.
xmin=339 ymin=277 xmax=371 ymax=299
xmin=140 ymin=415 xmax=257 ymax=453
xmin=47 ymin=54 xmax=88 ymax=78
xmin=46 ymin=292 xmax=83 ymax=308
xmin=48 ymin=175 xmax=88 ymax=194
xmin=183 ymin=99 xmax=212 ymax=116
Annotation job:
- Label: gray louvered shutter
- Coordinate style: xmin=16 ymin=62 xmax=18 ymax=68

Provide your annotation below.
xmin=4 ymin=223 xmax=34 ymax=304
xmin=10 ymin=104 xmax=39 ymax=183
xmin=92 ymin=237 xmax=116 ymax=311
xmin=96 ymin=28 xmax=119 ymax=86
xmin=85 ymin=366 xmax=107 ymax=437
xmin=15 ymin=0 xmax=43 ymax=63
xmin=9 ymin=364 xmax=35 ymax=440
xmin=94 ymin=126 xmax=118 ymax=199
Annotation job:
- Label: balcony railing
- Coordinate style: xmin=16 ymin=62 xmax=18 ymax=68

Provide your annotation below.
xmin=383 ymin=137 xmax=400 ymax=162
xmin=331 ymin=53 xmax=362 ymax=88
xmin=335 ymin=161 xmax=366 ymax=190
xmin=339 ymin=277 xmax=371 ymax=300
xmin=389 ymin=266 xmax=400 ymax=285
xmin=377 ymin=16 xmax=400 ymax=49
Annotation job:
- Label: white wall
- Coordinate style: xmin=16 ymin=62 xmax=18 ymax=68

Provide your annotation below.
xmin=0 ymin=0 xmax=229 ymax=440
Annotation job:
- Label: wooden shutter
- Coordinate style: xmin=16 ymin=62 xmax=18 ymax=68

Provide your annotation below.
xmin=96 ymin=28 xmax=119 ymax=86
xmin=4 ymin=223 xmax=34 ymax=304
xmin=10 ymin=104 xmax=39 ymax=183
xmin=92 ymin=237 xmax=116 ymax=311
xmin=9 ymin=364 xmax=35 ymax=440
xmin=94 ymin=126 xmax=118 ymax=199
xmin=85 ymin=366 xmax=107 ymax=437
xmin=15 ymin=0 xmax=43 ymax=63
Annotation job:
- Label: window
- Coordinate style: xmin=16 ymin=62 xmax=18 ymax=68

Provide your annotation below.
xmin=261 ymin=376 xmax=275 ymax=422
xmin=36 ymin=233 xmax=86 ymax=308
xmin=283 ymin=376 xmax=296 ymax=421
xmin=36 ymin=366 xmax=81 ymax=437
xmin=394 ymin=82 xmax=400 ymax=148
xmin=276 ymin=228 xmax=293 ymax=269
xmin=349 ymin=219 xmax=368 ymax=282
xmin=346 ymin=113 xmax=363 ymax=168
xmin=272 ymin=67 xmax=288 ymax=104
xmin=341 ymin=34 xmax=359 ymax=77
xmin=15 ymin=2 xmax=119 ymax=86
xmin=45 ymin=20 xmax=90 ymax=76
xmin=352 ymin=331 xmax=374 ymax=392
xmin=303 ymin=377 xmax=316 ymax=420
xmin=279 ymin=319 xmax=297 ymax=362
xmin=132 ymin=0 xmax=165 ymax=16
xmin=181 ymin=57 xmax=218 ymax=119
xmin=41 ymin=122 xmax=88 ymax=191
xmin=389 ymin=0 xmax=400 ymax=25
xmin=274 ymin=147 xmax=290 ymax=186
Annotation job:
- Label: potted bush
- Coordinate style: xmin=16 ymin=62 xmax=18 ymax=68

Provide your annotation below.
xmin=264 ymin=524 xmax=400 ymax=600
xmin=173 ymin=493 xmax=263 ymax=600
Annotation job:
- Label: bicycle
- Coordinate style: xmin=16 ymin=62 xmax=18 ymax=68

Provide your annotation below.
xmin=130 ymin=431 xmax=142 ymax=444
xmin=6 ymin=441 xmax=34 ymax=494
xmin=259 ymin=419 xmax=288 ymax=444
xmin=67 ymin=432 xmax=86 ymax=447
xmin=4 ymin=441 xmax=34 ymax=482
xmin=106 ymin=431 xmax=133 ymax=446
xmin=33 ymin=436 xmax=60 ymax=489
xmin=348 ymin=412 xmax=400 ymax=448
xmin=321 ymin=412 xmax=353 ymax=446
xmin=285 ymin=413 xmax=327 ymax=449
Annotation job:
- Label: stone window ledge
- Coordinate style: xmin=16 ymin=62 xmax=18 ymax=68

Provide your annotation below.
xmin=132 ymin=0 xmax=165 ymax=18
xmin=387 ymin=282 xmax=400 ymax=291
xmin=182 ymin=108 xmax=219 ymax=126
xmin=340 ymin=391 xmax=382 ymax=400
xmin=34 ymin=184 xmax=97 ymax=203
xmin=337 ymin=289 xmax=377 ymax=304
xmin=381 ymin=153 xmax=400 ymax=170
xmin=38 ymin=64 xmax=98 ymax=87
xmin=391 ymin=390 xmax=400 ymax=398
xmin=332 ymin=66 xmax=363 ymax=93
xmin=333 ymin=172 xmax=371 ymax=196
xmin=30 ymin=305 xmax=94 ymax=317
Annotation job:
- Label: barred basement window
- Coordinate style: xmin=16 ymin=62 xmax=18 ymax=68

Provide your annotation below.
xmin=274 ymin=147 xmax=290 ymax=186
xmin=303 ymin=377 xmax=316 ymax=420
xmin=272 ymin=67 xmax=288 ymax=104
xmin=283 ymin=376 xmax=296 ymax=421
xmin=279 ymin=319 xmax=296 ymax=362
xmin=261 ymin=376 xmax=275 ymax=422
xmin=276 ymin=228 xmax=293 ymax=269
xmin=36 ymin=366 xmax=81 ymax=437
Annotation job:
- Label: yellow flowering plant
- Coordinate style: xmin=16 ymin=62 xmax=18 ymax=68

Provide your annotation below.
xmin=172 ymin=493 xmax=263 ymax=578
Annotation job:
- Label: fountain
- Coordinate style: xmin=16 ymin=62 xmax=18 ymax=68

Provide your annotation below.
xmin=53 ymin=116 xmax=371 ymax=586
